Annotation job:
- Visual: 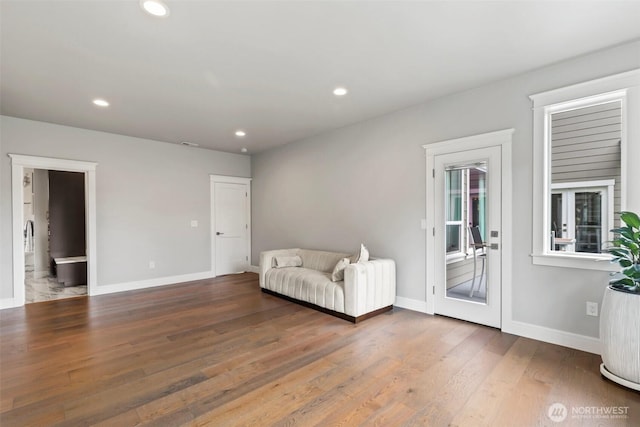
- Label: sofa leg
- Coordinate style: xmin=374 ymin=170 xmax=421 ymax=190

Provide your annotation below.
xmin=260 ymin=288 xmax=393 ymax=323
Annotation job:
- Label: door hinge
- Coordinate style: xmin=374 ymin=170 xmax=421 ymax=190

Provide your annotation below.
xmin=246 ymin=256 xmax=248 ymax=261
xmin=246 ymin=224 xmax=248 ymax=229
xmin=432 ymin=286 xmax=435 ymax=295
xmin=432 ymin=169 xmax=435 ymax=178
xmin=432 ymin=227 xmax=435 ymax=236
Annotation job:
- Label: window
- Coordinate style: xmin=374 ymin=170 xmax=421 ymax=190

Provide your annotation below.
xmin=550 ymin=180 xmax=614 ymax=253
xmin=530 ymin=69 xmax=639 ymax=270
xmin=445 ymin=164 xmax=487 ymax=261
xmin=445 ymin=169 xmax=463 ymax=255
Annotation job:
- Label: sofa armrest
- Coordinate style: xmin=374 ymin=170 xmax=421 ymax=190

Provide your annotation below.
xmin=259 ymin=248 xmax=301 ymax=287
xmin=343 ymin=258 xmax=396 ymax=317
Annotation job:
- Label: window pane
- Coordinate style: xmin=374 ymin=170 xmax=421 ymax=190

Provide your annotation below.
xmin=549 ymin=100 xmax=621 ymax=253
xmin=575 ymin=192 xmax=602 ymax=253
xmin=468 ymin=166 xmax=486 ymax=234
xmin=445 ymin=170 xmax=462 ymax=221
xmin=446 ymin=224 xmax=460 ymax=253
xmin=551 ymin=193 xmax=563 ymax=237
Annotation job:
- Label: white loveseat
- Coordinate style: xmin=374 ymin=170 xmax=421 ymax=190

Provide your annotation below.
xmin=259 ymin=248 xmax=396 ymax=322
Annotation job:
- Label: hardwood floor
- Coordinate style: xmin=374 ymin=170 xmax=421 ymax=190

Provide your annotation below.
xmin=1 ymin=272 xmax=638 ymax=426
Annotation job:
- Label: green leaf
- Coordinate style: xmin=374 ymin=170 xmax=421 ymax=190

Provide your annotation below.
xmin=611 ymin=227 xmax=635 ymax=240
xmin=606 ymin=248 xmax=631 ymax=259
xmin=623 ymin=266 xmax=640 ymax=278
xmin=610 ymin=277 xmax=637 ymax=291
xmin=621 ymin=211 xmax=640 ymax=229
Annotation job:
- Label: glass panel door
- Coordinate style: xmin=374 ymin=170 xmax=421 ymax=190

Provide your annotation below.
xmin=434 ymin=146 xmax=502 ymax=328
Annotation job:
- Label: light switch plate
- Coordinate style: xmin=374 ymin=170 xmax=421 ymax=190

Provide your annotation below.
xmin=190 ymin=220 xmax=198 ymax=228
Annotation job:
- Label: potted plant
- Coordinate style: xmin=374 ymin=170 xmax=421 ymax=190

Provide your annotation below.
xmin=600 ymin=211 xmax=640 ymax=390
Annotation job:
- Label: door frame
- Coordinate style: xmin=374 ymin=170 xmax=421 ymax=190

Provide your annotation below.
xmin=209 ymin=174 xmax=252 ymax=277
xmin=423 ymin=129 xmax=513 ymax=327
xmin=9 ymin=154 xmax=98 ymax=307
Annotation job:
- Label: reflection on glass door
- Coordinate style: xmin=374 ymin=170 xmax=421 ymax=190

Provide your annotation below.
xmin=445 ymin=163 xmax=487 ymax=304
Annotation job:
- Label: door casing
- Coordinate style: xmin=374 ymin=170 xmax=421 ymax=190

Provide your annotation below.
xmin=8 ymin=154 xmax=97 ymax=308
xmin=424 ymin=129 xmax=513 ymax=328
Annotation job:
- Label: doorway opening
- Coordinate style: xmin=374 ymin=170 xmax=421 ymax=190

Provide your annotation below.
xmin=23 ymin=168 xmax=88 ymax=303
xmin=10 ymin=154 xmax=97 ymax=308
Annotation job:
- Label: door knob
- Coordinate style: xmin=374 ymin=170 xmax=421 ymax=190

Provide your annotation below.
xmin=216 ymin=232 xmax=224 ymax=235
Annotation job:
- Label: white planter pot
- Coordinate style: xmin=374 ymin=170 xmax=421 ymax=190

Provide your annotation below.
xmin=600 ymin=285 xmax=640 ymax=391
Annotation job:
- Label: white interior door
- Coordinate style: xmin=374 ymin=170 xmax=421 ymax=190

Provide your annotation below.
xmin=212 ymin=179 xmax=250 ymax=276
xmin=434 ymin=146 xmax=502 ymax=328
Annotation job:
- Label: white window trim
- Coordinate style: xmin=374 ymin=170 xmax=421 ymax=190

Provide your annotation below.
xmin=529 ymin=69 xmax=640 ymax=271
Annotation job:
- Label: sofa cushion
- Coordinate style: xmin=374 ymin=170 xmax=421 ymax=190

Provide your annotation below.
xmin=264 ymin=267 xmax=345 ymax=313
xmin=350 ymin=243 xmax=370 ymax=263
xmin=330 ymin=257 xmax=350 ymax=282
xmin=298 ymin=249 xmax=350 ymax=273
xmin=274 ymin=255 xmax=303 ymax=268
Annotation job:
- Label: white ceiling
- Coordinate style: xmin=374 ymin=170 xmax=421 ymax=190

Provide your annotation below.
xmin=2 ymin=1 xmax=640 ymax=154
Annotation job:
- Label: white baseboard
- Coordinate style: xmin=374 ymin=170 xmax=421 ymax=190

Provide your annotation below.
xmin=393 ymin=297 xmax=600 ymax=355
xmin=91 ymin=271 xmax=216 ymax=296
xmin=247 ymin=265 xmax=260 ymax=274
xmin=503 ymin=319 xmax=601 ymax=355
xmin=0 ymin=298 xmax=20 ymax=310
xmin=394 ymin=296 xmax=429 ymax=314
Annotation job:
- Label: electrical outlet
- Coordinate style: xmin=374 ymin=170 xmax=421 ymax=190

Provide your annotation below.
xmin=149 ymin=261 xmax=156 ymax=269
xmin=586 ymin=301 xmax=598 ymax=317
xmin=190 ymin=220 xmax=198 ymax=228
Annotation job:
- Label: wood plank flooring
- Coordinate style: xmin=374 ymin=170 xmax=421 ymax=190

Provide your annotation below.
xmin=1 ymin=272 xmax=639 ymax=426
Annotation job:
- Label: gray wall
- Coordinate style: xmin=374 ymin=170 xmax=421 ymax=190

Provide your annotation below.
xmin=252 ymin=40 xmax=640 ymax=338
xmin=1 ymin=116 xmax=250 ymax=297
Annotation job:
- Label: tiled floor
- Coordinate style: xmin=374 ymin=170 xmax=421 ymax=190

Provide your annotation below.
xmin=24 ymin=252 xmax=87 ymax=304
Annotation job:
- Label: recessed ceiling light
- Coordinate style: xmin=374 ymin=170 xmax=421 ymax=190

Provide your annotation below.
xmin=92 ymin=98 xmax=109 ymax=107
xmin=241 ymin=148 xmax=248 ymax=153
xmin=235 ymin=130 xmax=246 ymax=137
xmin=141 ymin=0 xmax=170 ymax=17
xmin=333 ymin=87 xmax=348 ymax=96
